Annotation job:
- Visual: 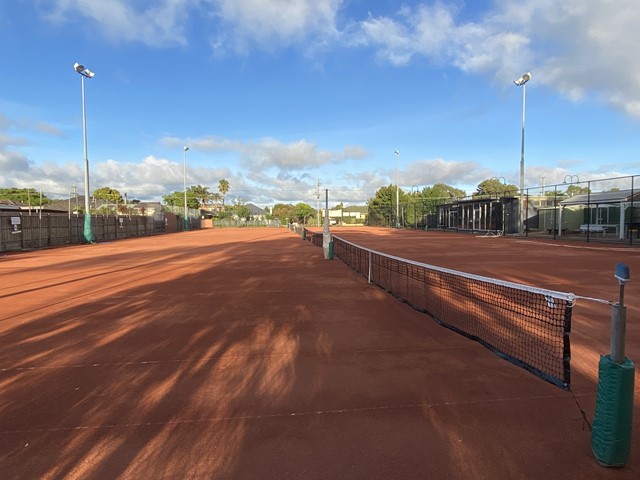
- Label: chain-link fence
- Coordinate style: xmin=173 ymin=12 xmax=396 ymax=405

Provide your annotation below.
xmin=527 ymin=175 xmax=640 ymax=244
xmin=367 ymin=174 xmax=640 ymax=245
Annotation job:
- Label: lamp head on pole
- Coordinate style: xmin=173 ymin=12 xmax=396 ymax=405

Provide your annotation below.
xmin=513 ymin=72 xmax=531 ymax=86
xmin=184 ymin=146 xmax=189 ymax=152
xmin=74 ymin=62 xmax=95 ymax=78
xmin=394 ymin=150 xmax=399 ymax=155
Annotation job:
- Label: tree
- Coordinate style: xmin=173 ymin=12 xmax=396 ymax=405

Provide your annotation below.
xmin=408 ymin=183 xmax=467 ymax=224
xmin=162 ymin=191 xmax=182 ymax=207
xmin=218 ymin=179 xmax=230 ymax=206
xmin=566 ymin=184 xmax=590 ymax=197
xmin=190 ymin=185 xmax=211 ymax=208
xmin=162 ymin=187 xmax=200 ymax=209
xmin=293 ymin=203 xmax=315 ymax=223
xmin=0 ymin=188 xmax=53 ymax=205
xmin=422 ymin=183 xmax=466 ymax=200
xmin=367 ymin=185 xmax=406 ymax=225
xmin=93 ymin=187 xmax=123 ymax=203
xmin=272 ymin=203 xmax=295 ymax=224
xmin=230 ymin=199 xmax=251 ymax=221
xmin=474 ymin=179 xmax=518 ymax=197
xmin=211 ymin=192 xmax=223 ymax=211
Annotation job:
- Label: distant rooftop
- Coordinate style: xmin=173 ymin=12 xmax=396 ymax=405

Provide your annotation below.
xmin=560 ymin=189 xmax=640 ymax=206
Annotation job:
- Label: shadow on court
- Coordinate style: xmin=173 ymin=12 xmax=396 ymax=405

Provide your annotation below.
xmin=0 ymin=227 xmax=637 ymax=479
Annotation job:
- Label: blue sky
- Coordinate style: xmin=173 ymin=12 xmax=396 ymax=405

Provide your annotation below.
xmin=1 ymin=0 xmax=639 ymax=207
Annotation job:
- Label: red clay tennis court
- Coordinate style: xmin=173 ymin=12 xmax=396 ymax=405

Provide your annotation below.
xmin=0 ymin=227 xmax=638 ymax=479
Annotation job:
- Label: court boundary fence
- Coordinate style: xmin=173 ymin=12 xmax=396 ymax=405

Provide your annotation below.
xmin=0 ymin=212 xmax=166 ymax=253
xmin=303 ymin=228 xmax=575 ymax=390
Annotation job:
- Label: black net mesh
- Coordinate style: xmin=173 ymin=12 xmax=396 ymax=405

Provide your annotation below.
xmin=303 ymin=230 xmax=573 ymax=390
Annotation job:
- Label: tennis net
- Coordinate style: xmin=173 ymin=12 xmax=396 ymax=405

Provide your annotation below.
xmin=303 ymin=229 xmax=574 ymax=390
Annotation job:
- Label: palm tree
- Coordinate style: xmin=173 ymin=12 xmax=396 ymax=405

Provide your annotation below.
xmin=211 ymin=193 xmax=222 ymax=212
xmin=218 ymin=179 xmax=230 ymax=206
xmin=190 ymin=185 xmax=211 ymax=209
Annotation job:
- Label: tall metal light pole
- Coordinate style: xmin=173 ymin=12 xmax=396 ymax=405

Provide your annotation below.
xmin=183 ymin=146 xmax=189 ymax=231
xmin=74 ymin=62 xmax=95 ymax=243
xmin=514 ymin=72 xmax=531 ymax=235
xmin=394 ymin=150 xmax=400 ymax=228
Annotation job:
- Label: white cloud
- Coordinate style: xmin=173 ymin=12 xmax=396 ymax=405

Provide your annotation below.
xmin=355 ymin=13 xmax=415 ymax=66
xmin=162 ymin=134 xmax=369 ymax=170
xmin=41 ymin=1 xmax=640 ymax=119
xmin=45 ymin=0 xmax=342 ymax=53
xmin=352 ymin=1 xmax=640 ymax=118
xmin=0 ymin=150 xmax=31 ymax=173
xmin=208 ymin=0 xmax=341 ymax=55
xmin=402 ymin=158 xmax=492 ymax=192
xmin=43 ymin=0 xmax=190 ymax=47
xmin=34 ymin=122 xmax=66 ymax=138
xmin=0 ymin=125 xmax=31 ymax=175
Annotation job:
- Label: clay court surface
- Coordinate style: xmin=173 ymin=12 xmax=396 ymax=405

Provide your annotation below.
xmin=0 ymin=226 xmax=638 ymax=479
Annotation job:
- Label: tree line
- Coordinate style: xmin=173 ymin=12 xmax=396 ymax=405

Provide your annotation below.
xmin=366 ymin=178 xmax=593 ymax=221
xmin=162 ymin=179 xmax=230 ymax=210
xmin=0 ymin=178 xmax=594 ymax=221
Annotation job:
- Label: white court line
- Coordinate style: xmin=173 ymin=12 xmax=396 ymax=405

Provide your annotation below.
xmin=516 ymin=239 xmax=640 ymax=254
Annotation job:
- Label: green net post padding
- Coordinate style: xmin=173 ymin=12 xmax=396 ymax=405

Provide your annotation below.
xmin=328 ymin=240 xmax=333 ymax=260
xmin=83 ymin=213 xmax=94 ymax=243
xmin=302 ymin=228 xmax=306 ymax=240
xmin=591 ymin=355 xmax=635 ymax=467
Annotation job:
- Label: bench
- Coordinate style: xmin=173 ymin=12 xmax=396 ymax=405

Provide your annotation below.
xmin=579 ymin=224 xmax=618 ymax=237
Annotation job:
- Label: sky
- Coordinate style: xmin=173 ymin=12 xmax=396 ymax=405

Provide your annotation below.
xmin=1 ymin=0 xmax=640 ymax=207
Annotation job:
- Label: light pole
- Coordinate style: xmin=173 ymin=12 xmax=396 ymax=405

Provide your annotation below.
xmin=514 ymin=71 xmax=531 ymax=235
xmin=183 ymin=146 xmax=189 ymax=231
xmin=394 ymin=150 xmax=400 ymax=228
xmin=74 ymin=62 xmax=95 ymax=243
xmin=563 ymin=174 xmax=580 ymax=195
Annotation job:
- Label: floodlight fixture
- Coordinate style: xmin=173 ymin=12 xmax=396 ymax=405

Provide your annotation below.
xmin=513 ymin=72 xmax=531 ymax=86
xmin=74 ymin=62 xmax=95 ymax=78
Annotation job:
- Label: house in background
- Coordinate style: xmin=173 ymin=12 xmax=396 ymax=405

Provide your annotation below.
xmin=0 ymin=199 xmax=21 ymax=212
xmin=328 ymin=206 xmax=368 ymax=225
xmin=246 ymin=203 xmax=267 ymax=221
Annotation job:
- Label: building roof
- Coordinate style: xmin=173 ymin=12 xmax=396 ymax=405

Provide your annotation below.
xmin=560 ymin=189 xmax=640 ymax=206
xmin=343 ymin=206 xmax=368 ymax=213
xmin=246 ymin=203 xmax=266 ymax=215
xmin=0 ymin=200 xmax=21 ymax=211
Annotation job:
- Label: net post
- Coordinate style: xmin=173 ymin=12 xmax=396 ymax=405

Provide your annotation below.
xmin=322 ymin=189 xmax=333 ymax=260
xmin=562 ymin=301 xmax=572 ymax=388
xmin=368 ymin=250 xmax=372 ymax=283
xmin=611 ymin=263 xmax=630 ymax=363
xmin=591 ymin=263 xmax=634 ymax=467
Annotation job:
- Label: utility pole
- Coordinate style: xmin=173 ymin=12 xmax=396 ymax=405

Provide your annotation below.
xmin=72 ymin=185 xmax=78 ymax=214
xmin=316 ymin=180 xmax=321 ymax=227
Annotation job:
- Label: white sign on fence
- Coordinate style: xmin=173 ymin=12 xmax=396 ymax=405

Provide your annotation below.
xmin=10 ymin=216 xmax=21 ymax=234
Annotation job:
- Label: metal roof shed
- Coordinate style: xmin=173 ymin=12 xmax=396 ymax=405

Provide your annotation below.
xmin=558 ymin=189 xmax=640 ymax=239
